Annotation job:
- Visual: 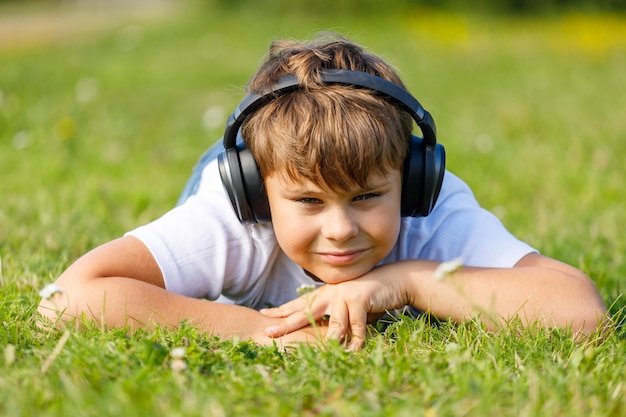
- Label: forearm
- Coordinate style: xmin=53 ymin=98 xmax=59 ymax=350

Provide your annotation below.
xmin=38 ymin=276 xmax=320 ymax=345
xmin=398 ymin=256 xmax=607 ymax=335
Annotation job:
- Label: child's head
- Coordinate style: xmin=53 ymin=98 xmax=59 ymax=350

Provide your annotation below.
xmin=217 ymin=33 xmax=442 ymax=282
xmin=242 ymin=34 xmax=413 ymax=192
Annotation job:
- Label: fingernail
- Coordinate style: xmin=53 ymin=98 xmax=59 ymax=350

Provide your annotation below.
xmin=265 ymin=326 xmax=280 ymax=336
xmin=347 ymin=342 xmax=361 ymax=352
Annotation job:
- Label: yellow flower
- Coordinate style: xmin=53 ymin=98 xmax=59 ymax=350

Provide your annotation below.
xmin=55 ymin=116 xmax=76 ymax=141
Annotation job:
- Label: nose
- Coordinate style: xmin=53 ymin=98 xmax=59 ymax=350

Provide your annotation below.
xmin=320 ymin=205 xmax=359 ymax=242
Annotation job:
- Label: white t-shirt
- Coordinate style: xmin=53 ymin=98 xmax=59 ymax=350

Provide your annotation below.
xmin=127 ymin=159 xmax=536 ymax=310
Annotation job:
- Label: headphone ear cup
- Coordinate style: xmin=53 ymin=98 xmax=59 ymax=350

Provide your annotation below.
xmin=217 ymin=143 xmax=270 ymax=224
xmin=238 ymin=146 xmax=271 ymax=223
xmin=429 ymin=142 xmax=446 ymax=213
xmin=218 ymin=147 xmax=252 ymax=223
xmin=401 ymin=135 xmax=446 ymax=217
xmin=401 ymin=136 xmax=425 ymax=217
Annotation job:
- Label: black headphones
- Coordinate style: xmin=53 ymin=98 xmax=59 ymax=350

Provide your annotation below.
xmin=218 ymin=69 xmax=445 ymax=224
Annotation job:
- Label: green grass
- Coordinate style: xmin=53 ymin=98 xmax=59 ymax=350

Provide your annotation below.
xmin=1 ymin=2 xmax=625 ymax=416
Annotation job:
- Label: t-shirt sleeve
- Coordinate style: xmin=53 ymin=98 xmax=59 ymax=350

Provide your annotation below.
xmin=396 ymin=171 xmax=537 ymax=268
xmin=125 ymin=161 xmax=278 ymax=301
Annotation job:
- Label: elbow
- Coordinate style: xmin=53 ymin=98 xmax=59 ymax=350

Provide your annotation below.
xmin=565 ymin=278 xmax=609 ymax=339
xmin=37 ymin=290 xmax=74 ymax=329
xmin=571 ymin=309 xmax=608 ymax=340
xmin=37 ymin=262 xmax=102 ymax=329
xmin=37 ymin=275 xmax=89 ymax=329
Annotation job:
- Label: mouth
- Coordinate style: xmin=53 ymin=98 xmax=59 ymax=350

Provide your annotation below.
xmin=317 ymin=249 xmax=368 ymax=266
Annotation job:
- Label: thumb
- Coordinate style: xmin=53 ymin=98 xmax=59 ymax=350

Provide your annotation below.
xmin=259 ymin=306 xmax=287 ymax=318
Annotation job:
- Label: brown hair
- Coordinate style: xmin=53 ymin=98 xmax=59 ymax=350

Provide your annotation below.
xmin=242 ymin=33 xmax=413 ymax=191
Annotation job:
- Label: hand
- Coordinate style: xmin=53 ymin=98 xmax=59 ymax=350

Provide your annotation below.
xmin=260 ymin=266 xmax=410 ymax=350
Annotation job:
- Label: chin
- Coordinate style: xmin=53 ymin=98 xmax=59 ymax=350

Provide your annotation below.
xmin=314 ymin=267 xmax=370 ymax=284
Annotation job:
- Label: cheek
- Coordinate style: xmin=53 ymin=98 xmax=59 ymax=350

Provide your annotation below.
xmin=271 ymin=215 xmax=315 ymax=263
xmin=372 ymin=213 xmax=401 ymax=250
xmin=365 ymin=201 xmax=402 ymax=253
xmin=268 ymin=201 xmax=313 ymax=261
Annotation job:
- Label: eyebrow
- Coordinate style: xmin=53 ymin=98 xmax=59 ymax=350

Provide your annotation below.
xmin=282 ymin=178 xmax=392 ymax=196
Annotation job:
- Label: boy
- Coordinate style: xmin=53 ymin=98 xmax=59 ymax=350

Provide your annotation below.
xmin=38 ymin=34 xmax=607 ymax=350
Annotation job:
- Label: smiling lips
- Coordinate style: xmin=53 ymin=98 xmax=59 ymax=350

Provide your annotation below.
xmin=317 ymin=249 xmax=368 ymax=265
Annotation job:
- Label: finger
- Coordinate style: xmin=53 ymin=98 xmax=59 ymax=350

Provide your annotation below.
xmin=259 ymin=307 xmax=289 ymax=318
xmin=326 ymin=299 xmax=349 ymax=344
xmin=263 ymin=292 xmax=330 ymax=338
xmin=347 ymin=304 xmax=368 ymax=351
xmin=259 ymin=296 xmax=310 ymax=318
xmin=265 ymin=310 xmax=319 ymax=338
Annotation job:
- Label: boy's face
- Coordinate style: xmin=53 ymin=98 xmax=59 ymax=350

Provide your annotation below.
xmin=265 ymin=169 xmax=403 ymax=284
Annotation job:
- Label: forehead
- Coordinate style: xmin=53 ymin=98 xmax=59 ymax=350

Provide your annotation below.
xmin=266 ymin=169 xmax=401 ymax=193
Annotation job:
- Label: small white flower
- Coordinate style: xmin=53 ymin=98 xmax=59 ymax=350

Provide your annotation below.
xmin=170 ymin=347 xmax=187 ymax=372
xmin=4 ymin=344 xmax=16 ymax=366
xmin=39 ymin=283 xmax=63 ymax=299
xmin=202 ymin=105 xmax=226 ymax=130
xmin=433 ymin=258 xmax=463 ymax=280
xmin=75 ymin=77 xmax=99 ymax=103
xmin=171 ymin=359 xmax=187 ymax=372
xmin=296 ymin=283 xmax=316 ymax=295
xmin=170 ymin=347 xmax=186 ymax=359
xmin=12 ymin=130 xmax=30 ymax=150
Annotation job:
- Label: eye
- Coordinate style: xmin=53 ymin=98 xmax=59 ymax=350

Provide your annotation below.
xmin=296 ymin=197 xmax=323 ymax=205
xmin=353 ymin=193 xmax=380 ymax=202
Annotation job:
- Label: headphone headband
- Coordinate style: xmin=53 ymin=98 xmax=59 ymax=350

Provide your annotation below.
xmin=223 ymin=69 xmax=437 ymax=150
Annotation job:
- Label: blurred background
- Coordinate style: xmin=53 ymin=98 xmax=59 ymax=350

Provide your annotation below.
xmin=0 ymin=0 xmax=624 ymax=312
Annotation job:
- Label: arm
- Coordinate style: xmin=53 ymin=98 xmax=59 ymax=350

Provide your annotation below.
xmin=261 ymin=253 xmax=608 ymax=349
xmin=38 ymin=236 xmax=325 ymax=345
xmin=407 ymin=253 xmax=607 ymax=334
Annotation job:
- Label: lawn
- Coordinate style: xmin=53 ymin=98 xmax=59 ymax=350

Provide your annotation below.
xmin=0 ymin=2 xmax=624 ymax=416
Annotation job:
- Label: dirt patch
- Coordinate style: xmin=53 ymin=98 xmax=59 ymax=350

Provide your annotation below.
xmin=0 ymin=1 xmax=179 ymax=51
